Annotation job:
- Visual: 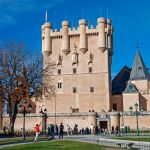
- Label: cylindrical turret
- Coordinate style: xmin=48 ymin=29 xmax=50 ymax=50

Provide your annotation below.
xmin=97 ymin=17 xmax=106 ymax=52
xmin=79 ymin=19 xmax=88 ymax=54
xmin=42 ymin=25 xmax=45 ymax=54
xmin=61 ymin=21 xmax=70 ymax=55
xmin=106 ymin=19 xmax=112 ymax=51
xmin=42 ymin=22 xmax=52 ymax=56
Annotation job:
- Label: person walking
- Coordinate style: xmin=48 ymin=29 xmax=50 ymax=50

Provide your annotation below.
xmin=33 ymin=123 xmax=41 ymax=142
xmin=59 ymin=123 xmax=64 ymax=139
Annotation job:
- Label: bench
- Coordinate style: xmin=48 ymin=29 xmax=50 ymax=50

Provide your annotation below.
xmin=116 ymin=142 xmax=123 ymax=148
xmin=126 ymin=142 xmax=134 ymax=149
xmin=116 ymin=142 xmax=134 ymax=148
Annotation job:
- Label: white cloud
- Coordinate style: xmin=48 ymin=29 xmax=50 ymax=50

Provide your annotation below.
xmin=0 ymin=0 xmax=66 ymax=27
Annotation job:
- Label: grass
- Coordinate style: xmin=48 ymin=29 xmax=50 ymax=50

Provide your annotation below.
xmin=0 ymin=140 xmax=124 ymax=150
xmin=0 ymin=137 xmax=34 ymax=145
xmin=0 ymin=138 xmax=31 ymax=145
xmin=0 ymin=136 xmax=48 ymax=145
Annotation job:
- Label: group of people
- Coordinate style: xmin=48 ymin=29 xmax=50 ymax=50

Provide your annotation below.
xmin=33 ymin=122 xmax=122 ymax=142
xmin=33 ymin=122 xmax=65 ymax=142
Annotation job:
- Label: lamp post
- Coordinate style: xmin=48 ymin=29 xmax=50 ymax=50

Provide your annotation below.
xmin=17 ymin=99 xmax=32 ymax=140
xmin=129 ymin=103 xmax=144 ymax=136
xmin=39 ymin=108 xmax=47 ymax=134
xmin=55 ymin=97 xmax=56 ymax=125
xmin=120 ymin=112 xmax=124 ymax=127
xmin=117 ymin=112 xmax=121 ymax=136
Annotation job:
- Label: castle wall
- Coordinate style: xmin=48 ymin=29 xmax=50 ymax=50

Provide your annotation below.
xmin=123 ymin=93 xmax=140 ymax=111
xmin=140 ymin=94 xmax=150 ymax=111
xmin=3 ymin=112 xmax=150 ymax=132
xmin=122 ymin=114 xmax=150 ymax=130
xmin=3 ymin=112 xmax=97 ymax=132
xmin=111 ymin=95 xmax=123 ymax=111
xmin=41 ymin=18 xmax=113 ymax=113
xmin=131 ymin=80 xmax=149 ymax=94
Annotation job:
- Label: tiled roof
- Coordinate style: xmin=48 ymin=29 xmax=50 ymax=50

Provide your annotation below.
xmin=112 ymin=66 xmax=131 ymax=95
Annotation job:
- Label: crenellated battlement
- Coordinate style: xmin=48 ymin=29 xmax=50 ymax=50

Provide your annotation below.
xmin=42 ymin=21 xmax=111 ymax=36
xmin=42 ymin=17 xmax=113 ymax=56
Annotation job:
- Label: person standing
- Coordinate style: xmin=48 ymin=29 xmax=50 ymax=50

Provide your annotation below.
xmin=55 ymin=125 xmax=58 ymax=136
xmin=67 ymin=125 xmax=71 ymax=138
xmin=90 ymin=124 xmax=93 ymax=135
xmin=33 ymin=123 xmax=41 ymax=142
xmin=51 ymin=124 xmax=55 ymax=139
xmin=59 ymin=123 xmax=64 ymax=139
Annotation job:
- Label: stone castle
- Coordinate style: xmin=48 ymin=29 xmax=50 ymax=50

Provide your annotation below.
xmin=2 ymin=14 xmax=150 ymax=132
xmin=41 ymin=15 xmax=113 ymax=113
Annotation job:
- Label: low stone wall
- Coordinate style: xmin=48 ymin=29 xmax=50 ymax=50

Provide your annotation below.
xmin=2 ymin=111 xmax=150 ymax=132
xmin=3 ymin=112 xmax=97 ymax=132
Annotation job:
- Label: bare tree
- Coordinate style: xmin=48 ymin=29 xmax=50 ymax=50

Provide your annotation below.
xmin=0 ymin=80 xmax=4 ymax=130
xmin=0 ymin=41 xmax=55 ymax=134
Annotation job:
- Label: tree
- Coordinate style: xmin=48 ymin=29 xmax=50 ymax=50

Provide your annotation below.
xmin=0 ymin=41 xmax=56 ymax=134
xmin=0 ymin=79 xmax=4 ymax=130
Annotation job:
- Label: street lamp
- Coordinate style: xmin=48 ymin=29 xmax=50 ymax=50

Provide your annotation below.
xmin=39 ymin=108 xmax=47 ymax=134
xmin=55 ymin=97 xmax=56 ymax=125
xmin=129 ymin=103 xmax=144 ymax=136
xmin=120 ymin=112 xmax=124 ymax=127
xmin=117 ymin=112 xmax=121 ymax=136
xmin=17 ymin=99 xmax=32 ymax=140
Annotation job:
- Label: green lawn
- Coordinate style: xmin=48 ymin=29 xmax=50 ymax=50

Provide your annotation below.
xmin=0 ymin=140 xmax=123 ymax=150
xmin=0 ymin=136 xmax=47 ymax=145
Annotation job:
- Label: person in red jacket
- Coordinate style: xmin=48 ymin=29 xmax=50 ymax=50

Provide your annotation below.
xmin=34 ymin=123 xmax=41 ymax=142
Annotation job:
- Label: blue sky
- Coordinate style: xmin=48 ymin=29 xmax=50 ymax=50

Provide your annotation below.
xmin=0 ymin=0 xmax=149 ymax=77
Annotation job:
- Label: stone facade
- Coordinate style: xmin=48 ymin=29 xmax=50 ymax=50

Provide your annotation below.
xmin=41 ymin=17 xmax=113 ymax=113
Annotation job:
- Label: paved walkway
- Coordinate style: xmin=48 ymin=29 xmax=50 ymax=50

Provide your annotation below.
xmin=68 ymin=135 xmax=150 ymax=149
xmin=0 ymin=135 xmax=150 ymax=149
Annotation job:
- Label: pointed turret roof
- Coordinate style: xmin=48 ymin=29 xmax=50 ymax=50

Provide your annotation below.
xmin=129 ymin=50 xmax=149 ymax=80
xmin=123 ymin=82 xmax=139 ymax=93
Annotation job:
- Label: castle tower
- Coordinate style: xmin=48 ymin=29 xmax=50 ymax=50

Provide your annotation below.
xmin=123 ymin=49 xmax=150 ymax=111
xmin=61 ymin=21 xmax=70 ymax=55
xmin=41 ymin=16 xmax=113 ymax=113
xmin=42 ymin=11 xmax=52 ymax=57
xmin=79 ymin=19 xmax=88 ymax=54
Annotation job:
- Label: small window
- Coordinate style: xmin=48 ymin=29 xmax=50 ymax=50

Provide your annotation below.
xmin=89 ymin=67 xmax=93 ymax=73
xmin=112 ymin=103 xmax=117 ymax=111
xmin=58 ymin=83 xmax=62 ymax=88
xmin=73 ymin=68 xmax=77 ymax=74
xmin=129 ymin=85 xmax=133 ymax=89
xmin=138 ymin=66 xmax=142 ymax=70
xmin=90 ymin=87 xmax=94 ymax=92
xmin=73 ymin=87 xmax=77 ymax=93
xmin=57 ymin=69 xmax=61 ymax=75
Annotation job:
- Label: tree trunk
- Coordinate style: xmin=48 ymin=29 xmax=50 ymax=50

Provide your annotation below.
xmin=0 ymin=113 xmax=3 ymax=130
xmin=8 ymin=101 xmax=18 ymax=134
xmin=9 ymin=118 xmax=15 ymax=134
